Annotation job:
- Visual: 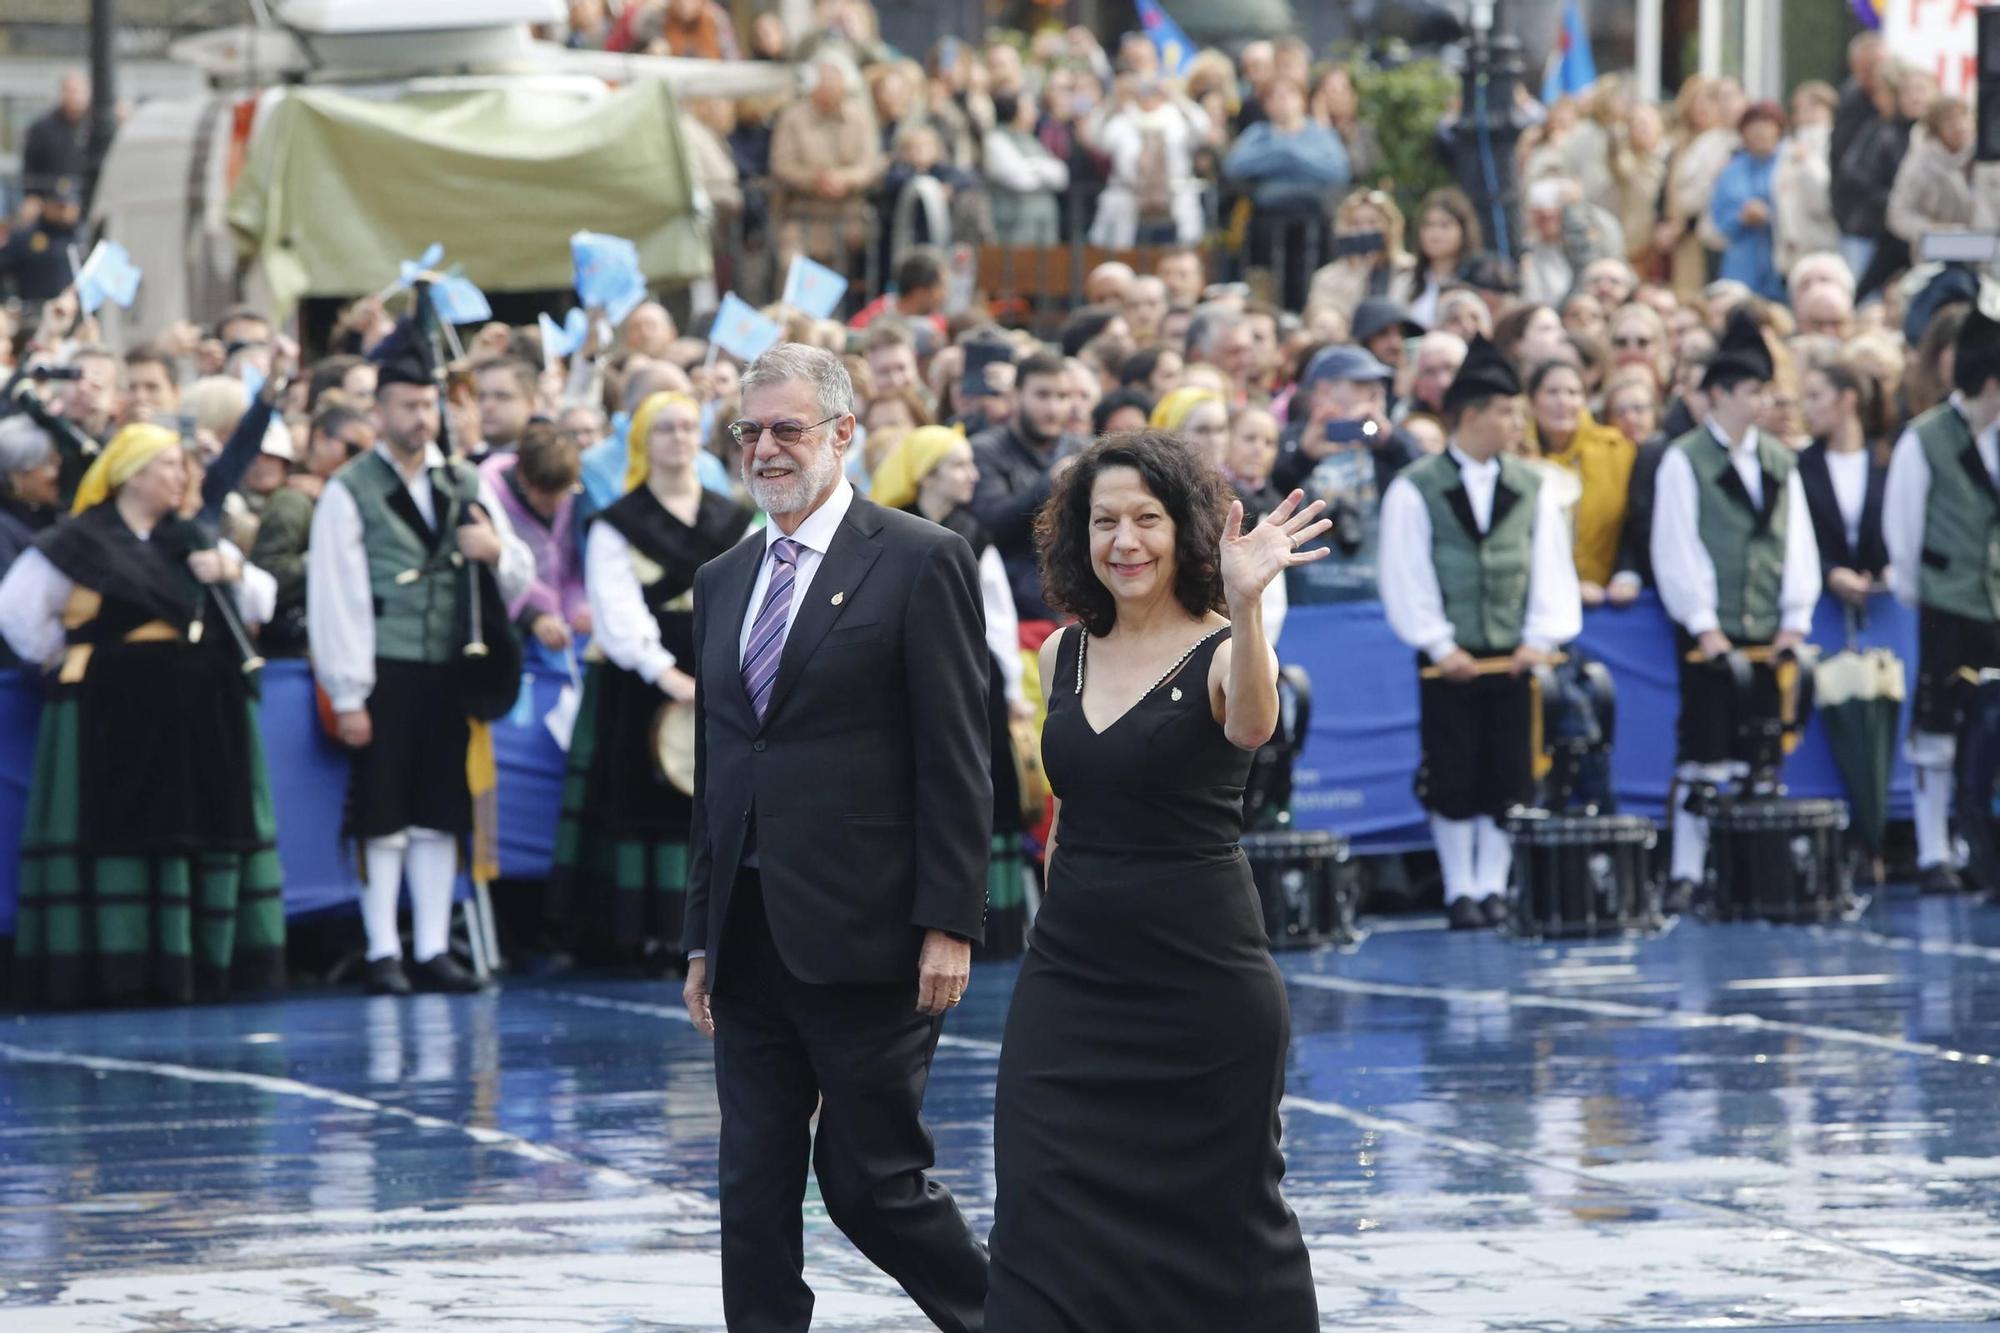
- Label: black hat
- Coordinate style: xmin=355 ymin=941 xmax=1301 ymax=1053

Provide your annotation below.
xmin=1441 ymin=333 xmax=1521 ymax=417
xmin=960 ymin=337 xmax=1015 ymax=398
xmin=1701 ymin=307 xmax=1774 ymax=390
xmin=1954 ymin=302 xmax=2000 ymax=397
xmin=1351 ymin=297 xmax=1424 ymax=347
xmin=370 ymin=317 xmax=437 ymax=389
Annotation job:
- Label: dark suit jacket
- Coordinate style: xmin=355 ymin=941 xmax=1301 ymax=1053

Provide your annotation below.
xmin=1796 ymin=441 xmax=1889 ymax=579
xmin=1614 ymin=434 xmax=1671 ymax=587
xmin=683 ymin=494 xmax=993 ymax=988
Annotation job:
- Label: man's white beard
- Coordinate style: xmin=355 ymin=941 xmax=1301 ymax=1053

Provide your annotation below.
xmin=743 ymin=440 xmax=841 ymax=516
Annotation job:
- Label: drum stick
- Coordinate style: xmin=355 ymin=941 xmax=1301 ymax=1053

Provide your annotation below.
xmin=1684 ymin=644 xmax=1787 ymax=665
xmin=1420 ymin=651 xmax=1567 ymax=680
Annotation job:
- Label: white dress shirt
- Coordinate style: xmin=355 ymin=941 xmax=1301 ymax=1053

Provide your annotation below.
xmin=585 ymin=512 xmax=756 ymax=685
xmin=1378 ymin=444 xmax=1583 ymax=663
xmin=1824 ymin=447 xmax=1871 ymax=554
xmin=977 ymin=543 xmax=1026 ymax=706
xmin=0 ymin=538 xmax=275 ymax=670
xmin=737 ymin=479 xmax=856 ymax=661
xmin=306 ymin=443 xmax=535 ymax=713
xmin=1884 ymin=394 xmax=1999 ymax=607
xmin=1650 ymin=422 xmax=1822 ymax=637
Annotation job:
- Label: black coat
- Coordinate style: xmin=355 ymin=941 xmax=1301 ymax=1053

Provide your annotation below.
xmin=1828 ymin=79 xmax=1879 ymax=227
xmin=1615 ymin=434 xmax=1672 ymax=587
xmin=1796 ymin=441 xmax=1889 ymax=579
xmin=21 ymin=109 xmax=86 ymax=196
xmin=969 ymin=420 xmax=1077 ymax=621
xmin=683 ymin=497 xmax=993 ymax=987
xmin=1271 ymin=420 xmax=1416 ymax=497
xmin=1834 ymin=116 xmax=1910 ymax=240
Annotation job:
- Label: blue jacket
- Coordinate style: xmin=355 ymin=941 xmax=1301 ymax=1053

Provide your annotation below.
xmin=1222 ymin=121 xmax=1350 ymax=209
xmin=1710 ymin=149 xmax=1785 ymax=302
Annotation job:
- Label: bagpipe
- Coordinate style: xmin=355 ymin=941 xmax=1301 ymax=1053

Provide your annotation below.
xmin=410 ymin=277 xmax=521 ymax=724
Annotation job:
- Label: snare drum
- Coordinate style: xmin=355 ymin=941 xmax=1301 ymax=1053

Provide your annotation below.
xmin=1503 ymin=811 xmax=1662 ymax=941
xmin=1707 ymin=797 xmax=1862 ymax=923
xmin=1241 ymin=829 xmax=1361 ymax=950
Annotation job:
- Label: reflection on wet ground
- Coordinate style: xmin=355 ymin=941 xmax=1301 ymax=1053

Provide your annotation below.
xmin=7 ymin=893 xmax=2000 ymax=1329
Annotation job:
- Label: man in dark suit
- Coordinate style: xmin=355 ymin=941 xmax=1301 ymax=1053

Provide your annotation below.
xmin=681 ymin=342 xmax=992 ymax=1332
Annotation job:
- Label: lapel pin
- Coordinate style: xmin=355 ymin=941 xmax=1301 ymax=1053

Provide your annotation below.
xmin=830 ymin=591 xmax=845 ymax=606
xmin=1170 ymin=687 xmax=1183 ymax=702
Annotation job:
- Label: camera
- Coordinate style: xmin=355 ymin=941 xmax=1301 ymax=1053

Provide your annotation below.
xmin=1328 ymin=498 xmax=1365 ymax=556
xmin=1324 ymin=418 xmax=1380 ymax=446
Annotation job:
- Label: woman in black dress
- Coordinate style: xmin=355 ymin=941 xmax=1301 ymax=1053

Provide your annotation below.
xmin=548 ymin=392 xmax=751 ymax=968
xmin=986 ymin=431 xmax=1329 ymax=1330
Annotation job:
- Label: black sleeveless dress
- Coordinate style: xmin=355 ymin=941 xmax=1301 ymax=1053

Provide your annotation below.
xmin=986 ymin=624 xmax=1317 ymax=1331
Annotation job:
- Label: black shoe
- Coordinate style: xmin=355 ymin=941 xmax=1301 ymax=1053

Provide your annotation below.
xmin=1447 ymin=897 xmax=1488 ymax=931
xmin=1479 ymin=894 xmax=1508 ymax=928
xmin=410 ymin=954 xmax=489 ymax=994
xmin=363 ymin=957 xmax=412 ymax=996
xmin=1919 ymin=863 xmax=1966 ymax=895
xmin=1662 ymin=878 xmax=1699 ymax=915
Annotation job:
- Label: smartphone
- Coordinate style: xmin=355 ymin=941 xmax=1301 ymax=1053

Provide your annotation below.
xmin=1332 ymin=230 xmax=1386 ymax=259
xmin=176 ymin=412 xmax=198 ymax=446
xmin=1325 ymin=418 xmax=1380 ymax=446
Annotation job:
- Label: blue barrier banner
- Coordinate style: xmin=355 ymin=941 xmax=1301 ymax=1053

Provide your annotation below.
xmin=1286 ymin=592 xmax=1917 ymax=849
xmin=0 ymin=594 xmax=1923 ymax=930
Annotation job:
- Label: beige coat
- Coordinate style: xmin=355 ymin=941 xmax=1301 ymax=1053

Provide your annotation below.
xmin=1887 ymin=128 xmax=1975 ymax=244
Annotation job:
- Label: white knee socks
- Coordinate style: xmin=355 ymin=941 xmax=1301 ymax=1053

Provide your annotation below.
xmin=1431 ymin=816 xmax=1478 ymax=904
xmin=362 ymin=834 xmax=408 ymax=962
xmin=1473 ymin=817 xmax=1512 ymax=899
xmin=361 ymin=828 xmax=459 ymax=964
xmin=406 ymin=828 xmax=459 ymax=964
xmin=1671 ymin=763 xmax=1734 ymax=884
xmin=1909 ymin=730 xmax=1957 ymax=870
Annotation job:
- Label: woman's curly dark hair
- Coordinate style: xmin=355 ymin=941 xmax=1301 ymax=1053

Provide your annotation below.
xmin=1035 ymin=431 xmax=1230 ymax=637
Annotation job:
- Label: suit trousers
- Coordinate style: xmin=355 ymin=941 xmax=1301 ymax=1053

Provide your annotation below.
xmin=711 ymin=869 xmax=988 ymax=1333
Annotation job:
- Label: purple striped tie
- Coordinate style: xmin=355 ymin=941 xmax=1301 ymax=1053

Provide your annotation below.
xmin=741 ymin=538 xmax=803 ymax=722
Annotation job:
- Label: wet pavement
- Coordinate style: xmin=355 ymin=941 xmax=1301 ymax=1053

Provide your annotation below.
xmin=5 ymin=892 xmax=2000 ymax=1329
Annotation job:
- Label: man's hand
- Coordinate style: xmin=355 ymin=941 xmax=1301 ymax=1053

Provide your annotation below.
xmin=684 ymin=956 xmax=715 ymax=1038
xmin=1607 ymin=578 xmax=1640 ymax=607
xmin=1510 ymin=645 xmax=1553 ymax=675
xmin=186 ymin=549 xmax=240 ymax=585
xmin=1772 ymin=628 xmax=1806 ymax=654
xmin=659 ymin=666 xmax=698 ymax=703
xmin=571 ymin=605 xmax=594 ymax=637
xmin=1697 ymin=629 xmax=1733 ymax=660
xmin=1827 ymin=567 xmax=1872 ymax=607
xmin=457 ymin=508 xmax=503 ymax=566
xmin=916 ymin=929 xmax=971 ymax=1016
xmin=531 ymin=613 xmax=572 ymax=650
xmin=1579 ymin=580 xmax=1606 ymax=608
xmin=335 ymin=708 xmax=373 ymax=749
xmin=1435 ymin=648 xmax=1479 ymax=683
xmin=1740 ymin=199 xmax=1770 ymax=227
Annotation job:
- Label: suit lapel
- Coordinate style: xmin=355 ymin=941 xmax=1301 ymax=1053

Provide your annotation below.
xmin=709 ymin=532 xmax=766 ymax=721
xmin=1442 ymin=485 xmax=1485 ymax=544
xmin=758 ymin=501 xmax=886 ymax=731
xmin=1796 ymin=447 xmax=1848 ymax=565
xmin=369 ymin=452 xmax=442 ymax=550
xmin=1959 ymin=442 xmax=2000 ymax=517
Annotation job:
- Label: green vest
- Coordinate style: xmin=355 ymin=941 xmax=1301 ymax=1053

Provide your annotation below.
xmin=1913 ymin=403 xmax=2000 ymax=623
xmin=333 ymin=451 xmax=481 ymax=664
xmin=1402 ymin=450 xmax=1542 ymax=656
xmin=1674 ymin=426 xmax=1792 ymax=643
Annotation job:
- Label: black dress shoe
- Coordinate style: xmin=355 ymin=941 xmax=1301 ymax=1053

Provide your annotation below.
xmin=1662 ymin=878 xmax=1699 ymax=915
xmin=1919 ymin=863 xmax=1965 ymax=895
xmin=1447 ymin=897 xmax=1487 ymax=931
xmin=410 ymin=954 xmax=489 ymax=993
xmin=1479 ymin=894 xmax=1508 ymax=928
xmin=364 ymin=957 xmax=412 ymax=996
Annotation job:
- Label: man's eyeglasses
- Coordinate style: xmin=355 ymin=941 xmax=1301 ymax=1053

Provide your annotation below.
xmin=728 ymin=415 xmax=841 ymax=447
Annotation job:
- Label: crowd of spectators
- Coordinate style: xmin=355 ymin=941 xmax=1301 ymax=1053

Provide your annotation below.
xmin=0 ymin=9 xmax=1994 ymax=935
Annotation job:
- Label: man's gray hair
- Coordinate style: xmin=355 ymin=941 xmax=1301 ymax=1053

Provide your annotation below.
xmin=1186 ymin=302 xmax=1245 ymax=361
xmin=0 ymin=414 xmax=54 ymax=477
xmin=742 ymin=341 xmax=857 ymax=422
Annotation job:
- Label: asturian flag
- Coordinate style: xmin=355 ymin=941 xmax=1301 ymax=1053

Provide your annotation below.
xmin=1540 ymin=0 xmax=1598 ymax=105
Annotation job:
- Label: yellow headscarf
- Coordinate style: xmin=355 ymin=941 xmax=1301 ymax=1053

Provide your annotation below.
xmin=623 ymin=391 xmax=702 ymax=494
xmin=70 ymin=423 xmax=180 ymax=515
xmin=1150 ymin=386 xmax=1224 ymax=433
xmin=870 ymin=425 xmax=966 ymax=511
